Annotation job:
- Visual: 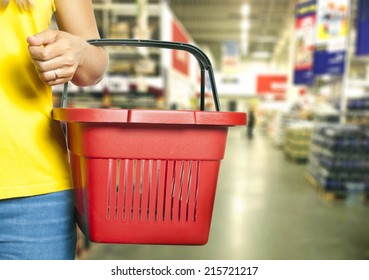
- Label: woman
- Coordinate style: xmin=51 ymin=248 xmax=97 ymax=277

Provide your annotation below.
xmin=0 ymin=0 xmax=109 ymax=259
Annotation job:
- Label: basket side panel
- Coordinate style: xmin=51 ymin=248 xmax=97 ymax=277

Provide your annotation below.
xmin=72 ymin=156 xmax=221 ymax=244
xmin=70 ymin=152 xmax=89 ymax=236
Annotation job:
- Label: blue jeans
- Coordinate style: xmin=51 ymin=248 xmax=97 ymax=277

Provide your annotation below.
xmin=0 ymin=190 xmax=76 ymax=260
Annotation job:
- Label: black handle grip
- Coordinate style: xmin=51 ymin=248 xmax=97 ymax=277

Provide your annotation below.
xmin=62 ymin=39 xmax=220 ymax=111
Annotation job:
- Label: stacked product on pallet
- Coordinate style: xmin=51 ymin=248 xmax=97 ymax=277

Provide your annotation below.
xmin=307 ymin=124 xmax=369 ymax=192
xmin=284 ymin=121 xmax=313 ymax=163
xmin=270 ymin=111 xmax=292 ymax=147
xmin=346 ymin=96 xmax=369 ymax=126
xmin=347 ymin=96 xmax=369 ymax=111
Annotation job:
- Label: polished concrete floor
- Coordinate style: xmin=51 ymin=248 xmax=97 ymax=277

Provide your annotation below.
xmin=81 ymin=127 xmax=369 ymax=260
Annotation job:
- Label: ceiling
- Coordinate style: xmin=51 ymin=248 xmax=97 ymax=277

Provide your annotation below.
xmin=168 ymin=0 xmax=298 ymax=66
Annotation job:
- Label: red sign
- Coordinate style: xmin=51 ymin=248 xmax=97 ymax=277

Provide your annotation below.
xmin=256 ymin=75 xmax=287 ymax=100
xmin=257 ymin=75 xmax=287 ymax=94
xmin=172 ymin=20 xmax=190 ymax=76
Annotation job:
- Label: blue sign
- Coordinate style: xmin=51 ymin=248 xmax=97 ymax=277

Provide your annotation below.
xmin=356 ymin=0 xmax=369 ymax=56
xmin=313 ymin=50 xmax=346 ymax=75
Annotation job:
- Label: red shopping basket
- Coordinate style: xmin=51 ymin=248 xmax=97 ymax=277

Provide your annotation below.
xmin=53 ymin=39 xmax=246 ymax=245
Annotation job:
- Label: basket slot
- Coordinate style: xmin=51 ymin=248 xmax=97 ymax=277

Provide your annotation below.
xmin=171 ymin=160 xmax=184 ymax=222
xmin=141 ymin=159 xmax=151 ymax=222
xmin=156 ymin=160 xmax=167 ymax=222
xmin=164 ymin=160 xmax=174 ymax=222
xmin=132 ymin=160 xmax=139 ymax=221
xmin=124 ymin=159 xmax=134 ymax=222
xmin=177 ymin=161 xmax=186 ymax=221
xmin=186 ymin=160 xmax=200 ymax=222
xmin=148 ymin=159 xmax=159 ymax=222
xmin=105 ymin=158 xmax=112 ymax=220
xmin=105 ymin=158 xmax=118 ymax=221
xmin=115 ymin=159 xmax=123 ymax=221
xmin=194 ymin=161 xmax=201 ymax=222
xmin=179 ymin=160 xmax=191 ymax=222
xmin=115 ymin=159 xmax=121 ymax=220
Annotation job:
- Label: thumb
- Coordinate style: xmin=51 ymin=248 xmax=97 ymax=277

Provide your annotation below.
xmin=27 ymin=29 xmax=58 ymax=47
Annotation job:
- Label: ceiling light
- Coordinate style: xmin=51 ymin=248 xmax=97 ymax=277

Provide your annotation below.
xmin=241 ymin=32 xmax=248 ymax=40
xmin=241 ymin=19 xmax=250 ymax=31
xmin=241 ymin=42 xmax=249 ymax=55
xmin=241 ymin=3 xmax=250 ymax=16
xmin=240 ymin=31 xmax=249 ymax=55
xmin=253 ymin=36 xmax=278 ymax=43
xmin=251 ymin=52 xmax=271 ymax=59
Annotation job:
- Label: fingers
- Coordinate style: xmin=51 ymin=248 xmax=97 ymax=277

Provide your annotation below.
xmin=38 ymin=69 xmax=60 ymax=84
xmin=26 ymin=29 xmax=58 ymax=47
xmin=27 ymin=39 xmax=63 ymax=62
xmin=29 ymin=57 xmax=67 ymax=86
xmin=26 ymin=35 xmax=43 ymax=47
xmin=37 ymin=67 xmax=73 ymax=86
xmin=30 ymin=55 xmax=69 ymax=85
xmin=27 ymin=30 xmax=78 ymax=86
xmin=27 ymin=30 xmax=59 ymax=61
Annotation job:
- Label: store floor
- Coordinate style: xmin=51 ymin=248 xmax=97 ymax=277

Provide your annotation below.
xmin=81 ymin=127 xmax=369 ymax=260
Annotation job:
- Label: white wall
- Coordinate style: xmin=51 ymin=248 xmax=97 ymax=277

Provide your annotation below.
xmin=216 ymin=60 xmax=272 ymax=97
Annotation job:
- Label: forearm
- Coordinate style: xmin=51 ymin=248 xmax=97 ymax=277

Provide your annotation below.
xmin=53 ymin=0 xmax=109 ymax=87
xmin=72 ymin=43 xmax=109 ymax=86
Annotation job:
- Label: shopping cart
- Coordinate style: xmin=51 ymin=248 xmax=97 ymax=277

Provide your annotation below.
xmin=53 ymin=39 xmax=247 ymax=245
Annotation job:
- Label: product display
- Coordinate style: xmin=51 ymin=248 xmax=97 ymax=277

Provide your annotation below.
xmin=347 ymin=97 xmax=369 ymax=111
xmin=307 ymin=124 xmax=369 ymax=192
xmin=270 ymin=112 xmax=292 ymax=147
xmin=284 ymin=121 xmax=313 ymax=162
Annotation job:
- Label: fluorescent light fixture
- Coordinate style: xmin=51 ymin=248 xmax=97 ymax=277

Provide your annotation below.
xmin=241 ymin=32 xmax=248 ymax=52
xmin=241 ymin=42 xmax=249 ymax=55
xmin=240 ymin=3 xmax=250 ymax=55
xmin=251 ymin=51 xmax=271 ymax=59
xmin=241 ymin=19 xmax=250 ymax=31
xmin=241 ymin=3 xmax=250 ymax=16
xmin=241 ymin=32 xmax=248 ymax=41
xmin=253 ymin=36 xmax=278 ymax=43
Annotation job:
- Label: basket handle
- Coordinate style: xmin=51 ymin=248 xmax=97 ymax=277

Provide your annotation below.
xmin=62 ymin=39 xmax=220 ymax=111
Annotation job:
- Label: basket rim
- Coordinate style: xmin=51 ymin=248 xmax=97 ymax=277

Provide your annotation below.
xmin=52 ymin=108 xmax=247 ymax=126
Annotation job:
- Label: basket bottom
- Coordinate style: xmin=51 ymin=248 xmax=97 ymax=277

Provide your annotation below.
xmin=76 ymin=213 xmax=211 ymax=245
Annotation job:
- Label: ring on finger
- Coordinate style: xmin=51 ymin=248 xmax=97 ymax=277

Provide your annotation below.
xmin=54 ymin=69 xmax=59 ymax=80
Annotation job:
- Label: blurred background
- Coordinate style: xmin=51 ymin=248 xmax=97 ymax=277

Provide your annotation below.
xmin=53 ymin=0 xmax=369 ymax=260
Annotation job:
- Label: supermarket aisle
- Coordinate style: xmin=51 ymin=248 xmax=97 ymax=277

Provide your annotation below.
xmin=81 ymin=127 xmax=369 ymax=260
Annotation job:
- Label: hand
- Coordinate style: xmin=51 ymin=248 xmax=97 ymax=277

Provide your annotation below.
xmin=27 ymin=29 xmax=88 ymax=86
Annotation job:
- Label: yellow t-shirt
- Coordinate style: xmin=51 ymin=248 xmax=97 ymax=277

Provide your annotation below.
xmin=0 ymin=0 xmax=72 ymax=199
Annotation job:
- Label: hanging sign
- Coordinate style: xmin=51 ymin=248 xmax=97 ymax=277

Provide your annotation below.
xmin=256 ymin=75 xmax=287 ymax=101
xmin=356 ymin=0 xmax=369 ymax=56
xmin=313 ymin=0 xmax=350 ymax=75
xmin=222 ymin=41 xmax=240 ymax=74
xmin=293 ymin=0 xmax=316 ymax=85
